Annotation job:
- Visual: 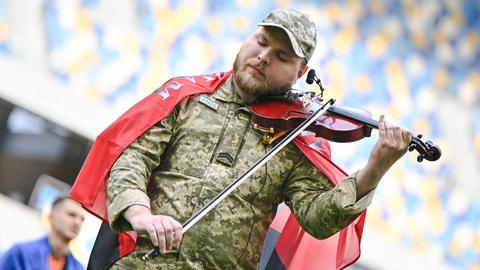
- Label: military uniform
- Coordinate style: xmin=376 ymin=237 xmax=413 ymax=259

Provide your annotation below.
xmin=106 ymin=76 xmax=374 ymax=269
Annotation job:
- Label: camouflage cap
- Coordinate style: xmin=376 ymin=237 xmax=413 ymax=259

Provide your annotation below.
xmin=258 ymin=9 xmax=317 ymax=62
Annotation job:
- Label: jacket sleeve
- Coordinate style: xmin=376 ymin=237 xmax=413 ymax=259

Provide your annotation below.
xmin=282 ymin=153 xmax=375 ymax=239
xmin=0 ymin=244 xmax=27 ymax=270
xmin=106 ymin=111 xmax=177 ymax=232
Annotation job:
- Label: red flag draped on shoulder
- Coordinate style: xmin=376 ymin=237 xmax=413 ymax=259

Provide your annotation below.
xmin=70 ymin=71 xmax=232 ymax=258
xmin=69 ymin=70 xmax=365 ymax=269
xmin=260 ymin=132 xmax=366 ymax=269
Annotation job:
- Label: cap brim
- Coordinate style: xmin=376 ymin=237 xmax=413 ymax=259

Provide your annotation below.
xmin=257 ymin=22 xmax=306 ymax=58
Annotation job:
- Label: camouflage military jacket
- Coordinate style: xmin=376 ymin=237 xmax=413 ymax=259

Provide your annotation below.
xmin=106 ymin=76 xmax=374 ymax=269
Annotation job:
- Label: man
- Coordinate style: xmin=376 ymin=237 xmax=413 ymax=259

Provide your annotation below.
xmin=0 ymin=196 xmax=85 ymax=270
xmin=71 ymin=8 xmax=411 ymax=269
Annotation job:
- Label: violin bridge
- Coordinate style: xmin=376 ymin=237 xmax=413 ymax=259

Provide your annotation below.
xmin=253 ymin=124 xmax=286 ymax=144
xmin=301 ymin=94 xmax=312 ymax=107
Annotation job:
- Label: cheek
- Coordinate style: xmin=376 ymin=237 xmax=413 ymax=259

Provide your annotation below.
xmin=270 ymin=65 xmax=298 ymax=83
xmin=239 ymin=41 xmax=260 ymax=60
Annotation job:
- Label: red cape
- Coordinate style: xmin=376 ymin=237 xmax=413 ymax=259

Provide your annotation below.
xmin=274 ymin=133 xmax=366 ymax=269
xmin=70 ymin=71 xmax=366 ymax=269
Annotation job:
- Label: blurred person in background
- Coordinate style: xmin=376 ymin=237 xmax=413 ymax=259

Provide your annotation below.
xmin=71 ymin=8 xmax=411 ymax=270
xmin=0 ymin=196 xmax=85 ymax=270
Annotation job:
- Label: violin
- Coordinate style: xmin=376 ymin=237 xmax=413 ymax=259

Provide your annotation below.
xmin=142 ymin=70 xmax=441 ymax=261
xmin=250 ymin=70 xmax=441 ymax=162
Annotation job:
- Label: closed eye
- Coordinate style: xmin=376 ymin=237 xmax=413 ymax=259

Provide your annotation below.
xmin=278 ymin=52 xmax=288 ymax=61
xmin=256 ymin=33 xmax=268 ymax=46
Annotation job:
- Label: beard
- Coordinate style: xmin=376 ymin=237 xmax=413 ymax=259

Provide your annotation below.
xmin=232 ymin=55 xmax=292 ymax=98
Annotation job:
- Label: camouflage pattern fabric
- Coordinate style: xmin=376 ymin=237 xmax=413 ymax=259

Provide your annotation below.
xmin=106 ymin=76 xmax=374 ymax=269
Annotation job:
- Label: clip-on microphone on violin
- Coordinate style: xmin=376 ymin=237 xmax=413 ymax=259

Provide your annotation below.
xmin=306 ymin=69 xmax=325 ymax=101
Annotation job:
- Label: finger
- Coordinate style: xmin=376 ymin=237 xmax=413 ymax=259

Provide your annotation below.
xmin=170 ymin=220 xmax=183 ymax=248
xmin=383 ymin=117 xmax=395 ymax=142
xmin=146 ymin=225 xmax=158 ymax=247
xmin=154 ymin=223 xmax=166 ymax=253
xmin=378 ymin=115 xmax=386 ymax=139
xmin=402 ymin=129 xmax=413 ymax=147
xmin=391 ymin=125 xmax=402 ymax=145
xmin=161 ymin=220 xmax=174 ymax=251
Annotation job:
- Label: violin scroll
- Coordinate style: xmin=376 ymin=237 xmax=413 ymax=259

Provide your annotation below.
xmin=408 ymin=134 xmax=441 ymax=162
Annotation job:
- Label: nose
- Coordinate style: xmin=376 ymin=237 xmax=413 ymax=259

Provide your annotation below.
xmin=257 ymin=48 xmax=272 ymax=65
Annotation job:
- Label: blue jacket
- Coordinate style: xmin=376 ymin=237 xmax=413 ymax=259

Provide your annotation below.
xmin=0 ymin=236 xmax=84 ymax=270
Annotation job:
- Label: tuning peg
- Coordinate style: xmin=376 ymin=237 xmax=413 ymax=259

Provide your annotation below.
xmin=416 ymin=134 xmax=423 ymax=139
xmin=408 ymin=143 xmax=416 ymax=152
xmin=417 ymin=154 xmax=425 ymax=162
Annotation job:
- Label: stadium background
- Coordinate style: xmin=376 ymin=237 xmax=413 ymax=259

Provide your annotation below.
xmin=0 ymin=0 xmax=478 ymax=269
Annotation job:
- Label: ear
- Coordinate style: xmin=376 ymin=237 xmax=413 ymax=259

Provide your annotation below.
xmin=297 ymin=64 xmax=308 ymax=79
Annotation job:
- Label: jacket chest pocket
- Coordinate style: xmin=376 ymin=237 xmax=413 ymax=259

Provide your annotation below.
xmin=212 ymin=108 xmax=252 ymax=167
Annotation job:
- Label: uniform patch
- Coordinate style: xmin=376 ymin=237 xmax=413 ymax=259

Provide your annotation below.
xmin=216 ymin=152 xmax=235 ymax=167
xmin=198 ymin=96 xmax=219 ymax=111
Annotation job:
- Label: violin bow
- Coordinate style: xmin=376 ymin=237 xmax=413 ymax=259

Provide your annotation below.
xmin=142 ymin=98 xmax=336 ymax=260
